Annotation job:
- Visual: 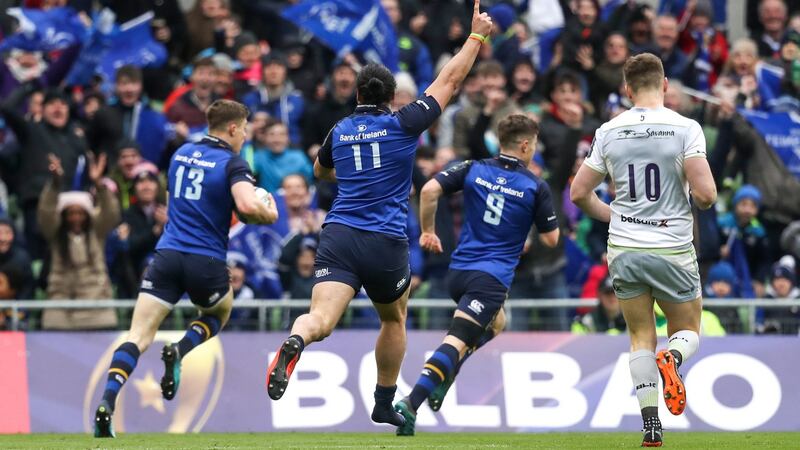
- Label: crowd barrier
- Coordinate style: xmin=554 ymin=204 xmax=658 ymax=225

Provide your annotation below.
xmin=1 ymin=331 xmax=798 ymax=434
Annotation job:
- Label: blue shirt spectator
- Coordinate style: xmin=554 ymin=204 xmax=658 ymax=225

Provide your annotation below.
xmin=252 ymin=120 xmax=312 ymax=193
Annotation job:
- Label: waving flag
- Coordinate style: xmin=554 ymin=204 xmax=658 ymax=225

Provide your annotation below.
xmin=0 ymin=7 xmax=86 ymax=52
xmin=65 ymin=10 xmax=167 ymax=91
xmin=282 ymin=0 xmax=398 ymax=71
xmin=739 ymin=109 xmax=800 ymax=180
xmin=755 ymin=62 xmax=785 ymax=112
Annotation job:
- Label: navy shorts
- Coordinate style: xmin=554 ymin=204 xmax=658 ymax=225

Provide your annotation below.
xmin=448 ymin=269 xmax=508 ymax=327
xmin=313 ymin=223 xmax=410 ymax=304
xmin=140 ymin=249 xmax=230 ymax=309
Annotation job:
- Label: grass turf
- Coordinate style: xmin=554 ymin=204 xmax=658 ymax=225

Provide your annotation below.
xmin=0 ymin=432 xmax=797 ymax=449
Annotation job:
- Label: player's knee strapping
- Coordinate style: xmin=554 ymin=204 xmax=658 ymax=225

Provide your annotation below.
xmin=102 ymin=342 xmax=141 ymax=410
xmin=629 ymin=350 xmax=659 ymax=417
xmin=177 ymin=316 xmax=222 ymax=357
xmin=455 ymin=327 xmax=497 ymax=374
xmin=447 ymin=317 xmax=485 ymax=348
xmin=667 ymin=330 xmax=699 ymax=368
xmin=408 ymin=343 xmax=460 ymax=411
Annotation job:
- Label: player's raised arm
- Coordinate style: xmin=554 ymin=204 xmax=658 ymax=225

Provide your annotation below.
xmin=684 ymin=158 xmax=716 ymax=209
xmin=419 ymin=179 xmax=444 ymax=253
xmin=424 ymin=0 xmax=492 ymax=110
xmin=232 ymin=181 xmax=279 ymax=224
xmin=314 ymin=128 xmax=337 ymax=181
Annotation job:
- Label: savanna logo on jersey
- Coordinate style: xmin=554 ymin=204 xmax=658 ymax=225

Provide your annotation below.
xmin=616 ymin=129 xmax=647 ymax=139
xmin=620 ymin=214 xmax=670 ymax=227
xmin=315 ymin=268 xmax=331 ymax=278
xmin=468 ymin=299 xmax=485 ymax=315
xmin=496 ymin=176 xmax=507 ymax=185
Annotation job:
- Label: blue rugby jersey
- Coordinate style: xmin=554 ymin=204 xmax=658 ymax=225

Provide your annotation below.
xmin=435 ymin=154 xmax=558 ymax=287
xmin=317 ymin=96 xmax=441 ymax=238
xmin=157 ymin=136 xmax=255 ymax=260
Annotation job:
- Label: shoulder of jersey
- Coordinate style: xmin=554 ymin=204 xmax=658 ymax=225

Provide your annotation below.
xmin=599 ymin=108 xmax=695 ymax=132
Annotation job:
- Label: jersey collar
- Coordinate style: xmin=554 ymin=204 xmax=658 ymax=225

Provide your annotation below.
xmin=497 ymin=153 xmax=523 ymax=167
xmin=200 ymin=135 xmax=234 ymax=151
xmin=354 ymin=104 xmax=392 ymax=115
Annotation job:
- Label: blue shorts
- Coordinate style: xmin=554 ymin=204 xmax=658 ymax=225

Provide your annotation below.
xmin=448 ymin=269 xmax=508 ymax=327
xmin=313 ymin=223 xmax=410 ymax=304
xmin=140 ymin=249 xmax=229 ymax=309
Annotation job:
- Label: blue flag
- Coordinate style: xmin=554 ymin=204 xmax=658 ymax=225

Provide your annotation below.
xmin=739 ymin=109 xmax=800 ymax=180
xmin=65 ymin=10 xmax=167 ymax=90
xmin=755 ymin=62 xmax=784 ymax=111
xmin=0 ymin=7 xmax=85 ymax=52
xmin=282 ymin=0 xmax=398 ymax=72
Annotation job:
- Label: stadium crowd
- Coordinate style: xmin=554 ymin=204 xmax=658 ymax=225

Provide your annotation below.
xmin=0 ymin=0 xmax=799 ymax=334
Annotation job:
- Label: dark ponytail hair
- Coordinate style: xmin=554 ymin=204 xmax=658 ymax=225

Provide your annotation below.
xmin=356 ymin=64 xmax=396 ymax=106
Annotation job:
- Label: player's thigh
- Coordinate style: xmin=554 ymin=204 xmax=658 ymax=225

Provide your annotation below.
xmin=128 ymin=293 xmax=172 ymax=351
xmin=183 ymin=253 xmax=231 ymax=309
xmin=140 ymin=249 xmax=185 ymax=309
xmin=452 ymin=270 xmax=507 ymax=329
xmin=309 ymin=281 xmax=356 ymax=327
xmin=373 ymin=285 xmax=410 ymax=324
xmin=657 ymin=296 xmax=702 ymax=335
xmin=197 ymin=286 xmax=234 ymax=322
xmin=360 ymin=231 xmax=412 ymax=304
xmin=618 ymin=292 xmax=658 ymax=351
xmin=607 ymin=247 xmax=652 ymax=301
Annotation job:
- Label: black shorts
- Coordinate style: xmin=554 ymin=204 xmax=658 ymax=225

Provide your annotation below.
xmin=313 ymin=223 xmax=410 ymax=304
xmin=448 ymin=269 xmax=508 ymax=327
xmin=140 ymin=249 xmax=230 ymax=309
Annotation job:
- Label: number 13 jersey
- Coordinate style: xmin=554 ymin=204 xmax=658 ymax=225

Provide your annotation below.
xmin=583 ymin=107 xmax=706 ymax=248
xmin=317 ymin=96 xmax=441 ymax=238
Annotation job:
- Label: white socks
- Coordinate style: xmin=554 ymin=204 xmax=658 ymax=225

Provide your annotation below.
xmin=667 ymin=330 xmax=700 ymax=366
xmin=629 ymin=350 xmax=659 ymax=410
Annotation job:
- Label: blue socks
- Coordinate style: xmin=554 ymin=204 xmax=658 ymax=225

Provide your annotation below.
xmin=177 ymin=316 xmax=221 ymax=357
xmin=408 ymin=343 xmax=460 ymax=411
xmin=102 ymin=342 xmax=140 ymax=411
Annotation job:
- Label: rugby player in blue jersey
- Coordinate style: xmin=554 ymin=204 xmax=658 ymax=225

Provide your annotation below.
xmin=393 ymin=114 xmax=560 ymax=435
xmin=93 ymin=100 xmax=279 ymax=438
xmin=265 ymin=0 xmax=494 ymax=428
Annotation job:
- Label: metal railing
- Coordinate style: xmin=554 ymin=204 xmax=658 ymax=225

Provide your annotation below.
xmin=2 ymin=298 xmax=800 ymax=333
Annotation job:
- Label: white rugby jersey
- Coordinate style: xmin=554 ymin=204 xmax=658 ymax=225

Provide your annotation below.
xmin=583 ymin=106 xmax=706 ymax=248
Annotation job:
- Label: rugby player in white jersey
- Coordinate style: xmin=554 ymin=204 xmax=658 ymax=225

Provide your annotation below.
xmin=570 ymin=53 xmax=716 ymax=447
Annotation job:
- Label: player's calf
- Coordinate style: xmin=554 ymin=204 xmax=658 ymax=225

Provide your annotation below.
xmin=94 ymin=342 xmax=141 ymax=438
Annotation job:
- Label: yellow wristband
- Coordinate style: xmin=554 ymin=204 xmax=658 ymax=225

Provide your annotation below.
xmin=469 ymin=32 xmax=487 ymax=43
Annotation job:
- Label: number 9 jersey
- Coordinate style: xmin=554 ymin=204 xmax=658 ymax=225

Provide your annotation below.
xmin=583 ymin=107 xmax=706 ymax=249
xmin=157 ymin=136 xmax=256 ymax=260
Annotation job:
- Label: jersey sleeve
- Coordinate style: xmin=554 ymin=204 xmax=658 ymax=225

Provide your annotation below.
xmin=533 ymin=182 xmax=559 ymax=233
xmin=317 ymin=127 xmax=335 ymax=168
xmin=226 ymin=156 xmax=256 ymax=187
xmin=683 ymin=120 xmax=707 ymax=159
xmin=395 ymin=95 xmax=442 ymax=136
xmin=434 ymin=160 xmax=473 ymax=194
xmin=583 ymin=128 xmax=607 ymax=174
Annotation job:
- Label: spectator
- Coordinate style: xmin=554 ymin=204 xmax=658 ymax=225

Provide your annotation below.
xmin=679 ymin=0 xmax=729 ymax=89
xmin=229 ymin=31 xmax=262 ymax=98
xmin=412 ymin=0 xmax=468 ymax=63
xmin=241 ymin=53 xmax=305 ymax=146
xmin=453 ymin=60 xmax=519 ymax=158
xmin=184 ymin=0 xmax=230 ymax=62
xmin=283 ymin=36 xmax=319 ymax=100
xmin=572 ymin=276 xmax=626 ymax=334
xmin=280 ymin=174 xmax=325 ymax=237
xmin=280 ymin=236 xmax=317 ymax=300
xmin=114 ymin=165 xmax=167 ymax=297
xmin=38 ymin=153 xmax=120 ymax=330
xmin=166 ymin=57 xmax=218 ymax=132
xmin=225 ymin=253 xmax=257 ymax=330
xmin=436 ymin=69 xmax=480 ymax=150
xmin=508 ymin=59 xmax=543 ymax=108
xmin=301 ymin=61 xmax=357 ymax=156
xmin=754 ymin=0 xmax=790 ymax=59
xmin=391 ymin=72 xmax=418 ymax=112
xmin=760 ymin=259 xmax=800 ymax=334
xmin=0 ymin=218 xmax=34 ymax=300
xmin=720 ymin=185 xmax=771 ymax=293
xmin=654 ymin=15 xmax=690 ymax=81
xmin=560 ymin=0 xmax=606 ymax=74
xmin=253 ymin=120 xmax=312 ymax=193
xmin=381 ymin=0 xmax=433 ymax=95
xmin=0 ymin=85 xmax=89 ymax=259
xmin=721 ymin=39 xmax=761 ymax=110
xmin=588 ymin=33 xmax=629 ymax=115
xmin=0 ymin=44 xmax=80 ymax=103
xmin=87 ymin=65 xmax=175 ymax=168
xmin=704 ymin=261 xmax=745 ymax=332
xmin=107 ymin=141 xmax=156 ymax=211
xmin=487 ymin=3 xmax=524 ymax=73
xmin=211 ymin=52 xmax=236 ymax=99
xmin=0 ymin=267 xmax=28 ymax=330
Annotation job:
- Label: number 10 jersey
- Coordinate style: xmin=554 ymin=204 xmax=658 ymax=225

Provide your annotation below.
xmin=583 ymin=106 xmax=706 ymax=249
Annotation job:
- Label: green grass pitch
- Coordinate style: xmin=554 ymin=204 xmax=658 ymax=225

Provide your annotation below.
xmin=0 ymin=432 xmax=797 ymax=449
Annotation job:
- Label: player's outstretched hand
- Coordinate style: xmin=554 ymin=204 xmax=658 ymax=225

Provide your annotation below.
xmin=471 ymin=0 xmax=493 ymax=38
xmin=420 ymin=232 xmax=443 ymax=254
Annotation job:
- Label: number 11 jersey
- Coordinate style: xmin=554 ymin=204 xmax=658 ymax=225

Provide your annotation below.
xmin=317 ymin=97 xmax=441 ymax=238
xmin=583 ymin=106 xmax=706 ymax=249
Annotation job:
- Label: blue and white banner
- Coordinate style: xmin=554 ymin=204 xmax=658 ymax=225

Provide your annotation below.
xmin=740 ymin=109 xmax=800 ymax=180
xmin=755 ymin=62 xmax=785 ymax=112
xmin=0 ymin=7 xmax=86 ymax=52
xmin=282 ymin=0 xmax=398 ymax=71
xmin=65 ymin=10 xmax=167 ymax=90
